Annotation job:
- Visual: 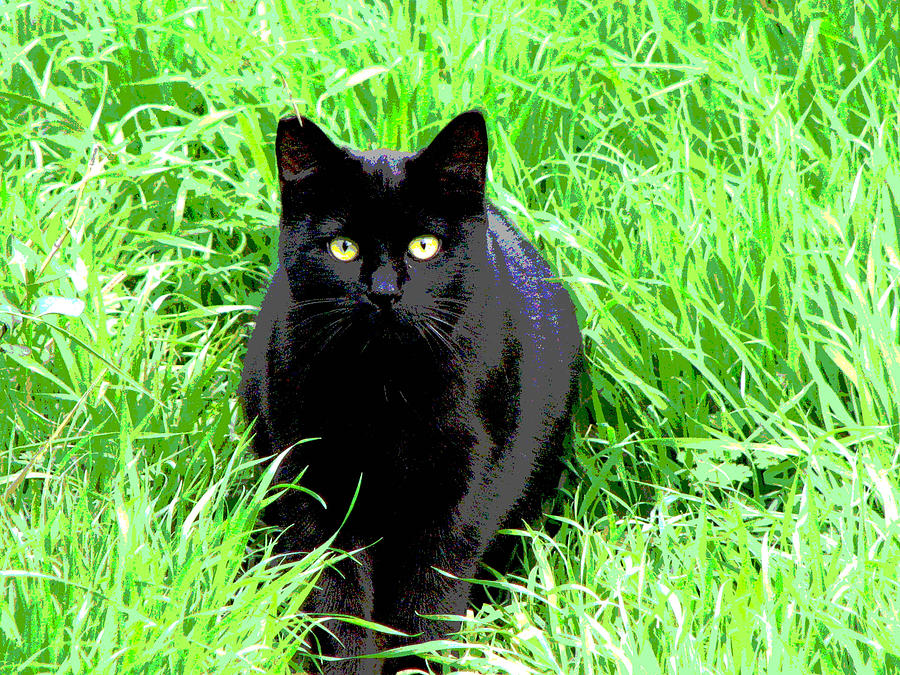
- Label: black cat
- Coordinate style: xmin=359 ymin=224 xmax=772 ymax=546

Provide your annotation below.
xmin=239 ymin=111 xmax=581 ymax=675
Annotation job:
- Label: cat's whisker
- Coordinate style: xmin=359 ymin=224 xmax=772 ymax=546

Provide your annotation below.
xmin=428 ymin=304 xmax=473 ymax=331
xmin=441 ymin=320 xmax=475 ymax=359
xmin=423 ymin=324 xmax=453 ymax=362
xmin=308 ymin=315 xmax=354 ymax=358
xmin=427 ymin=307 xmax=482 ymax=345
xmin=423 ymin=316 xmax=467 ymax=364
xmin=293 ymin=308 xmax=349 ymax=331
xmin=432 ymin=298 xmax=469 ymax=313
xmin=428 ymin=307 xmax=462 ymax=323
xmin=426 ymin=313 xmax=457 ymax=331
xmin=289 ymin=296 xmax=349 ymax=309
xmin=412 ymin=321 xmax=442 ymax=361
xmin=290 ymin=298 xmax=355 ymax=331
xmin=294 ymin=308 xmax=351 ymax=345
xmin=314 ymin=312 xmax=351 ymax=337
xmin=426 ymin=314 xmax=472 ymax=352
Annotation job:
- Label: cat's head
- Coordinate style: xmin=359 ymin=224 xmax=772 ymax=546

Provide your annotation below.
xmin=273 ymin=111 xmax=489 ymax=355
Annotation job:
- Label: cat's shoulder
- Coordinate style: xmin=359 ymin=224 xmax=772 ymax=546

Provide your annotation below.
xmin=485 ymin=205 xmax=565 ymax=304
xmin=485 ymin=206 xmax=550 ymax=274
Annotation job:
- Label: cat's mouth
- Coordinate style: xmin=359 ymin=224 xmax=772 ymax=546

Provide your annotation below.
xmin=362 ymin=300 xmax=401 ymax=326
xmin=359 ymin=303 xmax=426 ymax=347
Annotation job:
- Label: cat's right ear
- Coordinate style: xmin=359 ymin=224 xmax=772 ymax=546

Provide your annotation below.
xmin=415 ymin=110 xmax=488 ymax=198
xmin=276 ymin=116 xmax=342 ymax=189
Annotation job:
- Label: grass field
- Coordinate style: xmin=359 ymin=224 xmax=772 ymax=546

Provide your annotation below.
xmin=2 ymin=0 xmax=900 ymax=673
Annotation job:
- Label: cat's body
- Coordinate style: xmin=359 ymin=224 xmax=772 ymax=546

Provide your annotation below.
xmin=239 ymin=112 xmax=581 ymax=675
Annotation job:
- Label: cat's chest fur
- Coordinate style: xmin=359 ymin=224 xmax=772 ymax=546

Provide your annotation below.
xmin=277 ymin=321 xmax=473 ymax=454
xmin=252 ymin=263 xmax=504 ymax=512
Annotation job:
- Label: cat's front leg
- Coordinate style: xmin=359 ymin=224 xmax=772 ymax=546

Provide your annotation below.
xmin=264 ymin=493 xmax=382 ymax=675
xmin=374 ymin=520 xmax=482 ymax=675
xmin=302 ymin=548 xmax=382 ymax=675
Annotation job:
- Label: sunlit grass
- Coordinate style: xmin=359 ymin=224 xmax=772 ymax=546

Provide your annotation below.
xmin=2 ymin=0 xmax=899 ymax=672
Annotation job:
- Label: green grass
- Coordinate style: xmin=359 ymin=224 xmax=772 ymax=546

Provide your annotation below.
xmin=2 ymin=0 xmax=899 ymax=672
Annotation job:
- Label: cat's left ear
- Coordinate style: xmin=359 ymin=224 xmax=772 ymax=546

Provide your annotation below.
xmin=416 ymin=110 xmax=488 ymax=197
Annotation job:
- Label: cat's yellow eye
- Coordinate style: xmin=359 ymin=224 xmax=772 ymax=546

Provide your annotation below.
xmin=328 ymin=237 xmax=359 ymax=262
xmin=408 ymin=235 xmax=440 ymax=261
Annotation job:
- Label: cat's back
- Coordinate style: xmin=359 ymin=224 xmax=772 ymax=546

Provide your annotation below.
xmin=485 ymin=206 xmax=580 ymax=363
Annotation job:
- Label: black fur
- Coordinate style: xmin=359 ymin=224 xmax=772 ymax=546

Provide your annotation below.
xmin=239 ymin=111 xmax=581 ymax=675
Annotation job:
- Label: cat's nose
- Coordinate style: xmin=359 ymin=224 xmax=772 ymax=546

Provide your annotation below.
xmin=368 ymin=266 xmax=401 ymax=309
